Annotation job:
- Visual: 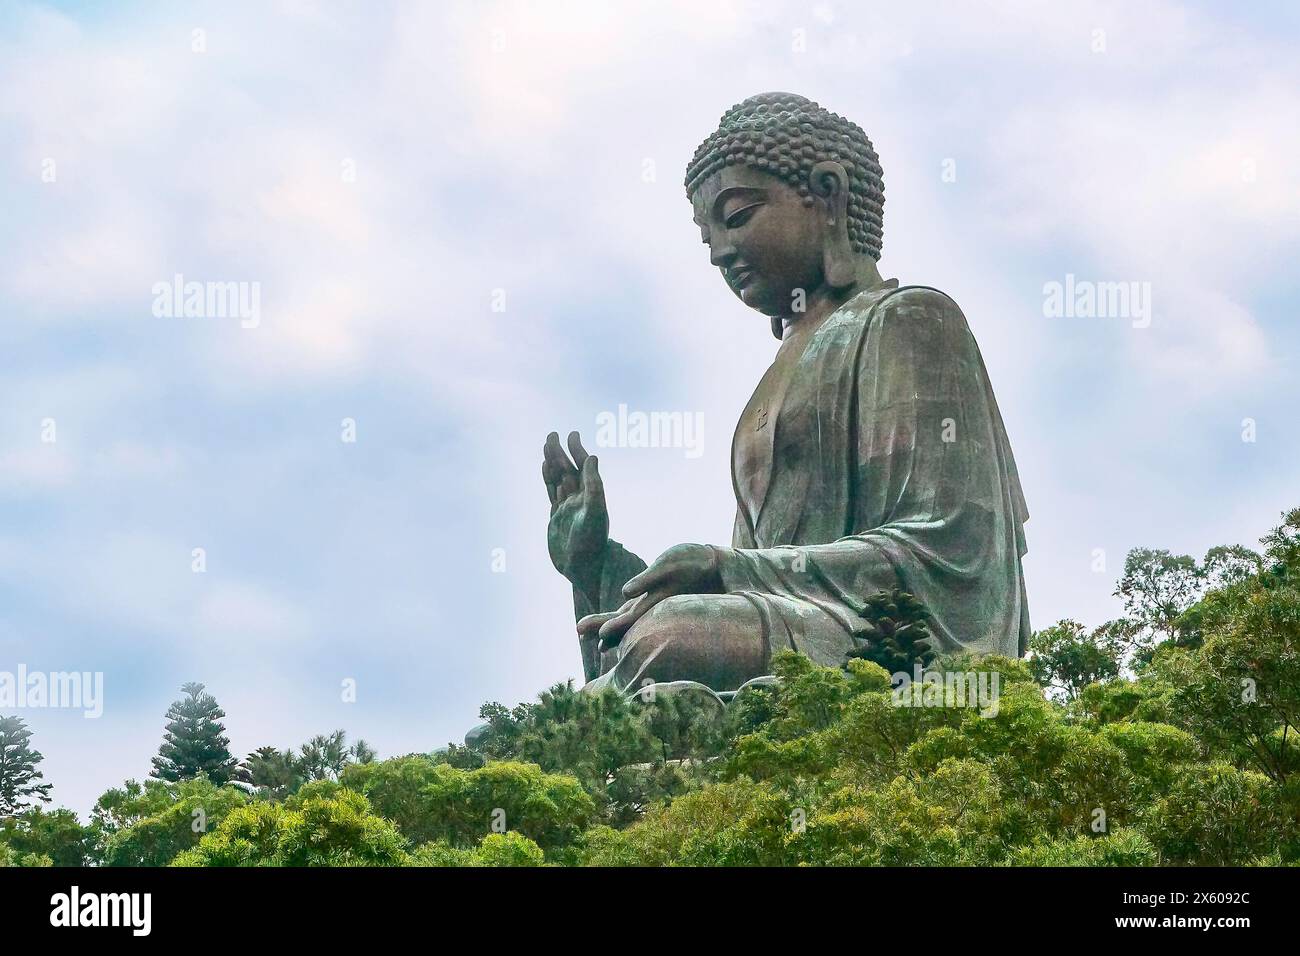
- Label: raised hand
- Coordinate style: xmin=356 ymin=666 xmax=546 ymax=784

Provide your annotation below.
xmin=543 ymin=431 xmax=609 ymax=597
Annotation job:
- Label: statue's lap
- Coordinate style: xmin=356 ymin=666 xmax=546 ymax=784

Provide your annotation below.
xmin=587 ymin=592 xmax=854 ymax=694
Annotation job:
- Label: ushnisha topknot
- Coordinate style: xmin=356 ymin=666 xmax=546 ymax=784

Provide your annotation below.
xmin=685 ymin=92 xmax=885 ymax=260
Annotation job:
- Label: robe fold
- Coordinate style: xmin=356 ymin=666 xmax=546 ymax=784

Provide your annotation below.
xmin=715 ymin=282 xmax=1030 ymax=662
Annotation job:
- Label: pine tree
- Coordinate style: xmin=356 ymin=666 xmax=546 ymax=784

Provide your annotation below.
xmin=845 ymin=588 xmax=937 ymax=674
xmin=235 ymin=745 xmax=303 ymax=797
xmin=150 ymin=682 xmax=236 ymax=785
xmin=0 ymin=715 xmax=54 ymax=817
xmin=351 ymin=738 xmax=377 ymax=765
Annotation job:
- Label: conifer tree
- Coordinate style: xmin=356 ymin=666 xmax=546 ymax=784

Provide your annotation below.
xmin=0 ymin=715 xmax=53 ymax=817
xmin=845 ymin=588 xmax=937 ymax=673
xmin=150 ymin=682 xmax=236 ymax=785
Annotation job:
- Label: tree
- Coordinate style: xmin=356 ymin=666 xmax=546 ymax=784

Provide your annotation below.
xmin=236 ymin=746 xmax=304 ymax=798
xmin=172 ymin=790 xmax=410 ymax=867
xmin=1260 ymin=507 xmax=1300 ymax=581
xmin=1004 ymin=830 xmax=1158 ymax=866
xmin=1113 ymin=543 xmax=1264 ymax=663
xmin=845 ymin=588 xmax=936 ymax=673
xmin=1143 ymin=763 xmax=1289 ymax=865
xmin=299 ymin=730 xmax=373 ymax=781
xmin=151 ymin=683 xmax=237 ymax=785
xmin=90 ymin=778 xmax=183 ymax=845
xmin=0 ymin=715 xmax=53 ymax=816
xmin=1027 ymin=619 xmax=1120 ymax=699
xmin=1161 ymin=582 xmax=1300 ymax=784
xmin=235 ymin=733 xmax=376 ymax=799
xmin=1201 ymin=544 xmax=1264 ymax=592
xmin=97 ymin=776 xmax=249 ymax=867
xmin=456 ymin=682 xmax=706 ymax=821
xmin=351 ymin=738 xmax=377 ymax=765
xmin=338 ymin=755 xmax=446 ymax=844
xmin=0 ymin=842 xmax=52 ymax=867
xmin=0 ymin=807 xmax=91 ymax=867
xmin=1114 ymin=548 xmax=1201 ymax=652
xmin=339 ymin=755 xmax=598 ymax=852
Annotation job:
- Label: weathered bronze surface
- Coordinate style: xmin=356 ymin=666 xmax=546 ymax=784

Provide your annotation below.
xmin=542 ymin=93 xmax=1030 ymax=694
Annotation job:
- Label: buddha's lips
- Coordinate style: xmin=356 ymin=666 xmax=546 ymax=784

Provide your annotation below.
xmin=727 ymin=268 xmax=755 ymax=290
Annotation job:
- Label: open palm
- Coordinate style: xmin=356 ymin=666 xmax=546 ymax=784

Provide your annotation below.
xmin=543 ymin=431 xmax=608 ymax=592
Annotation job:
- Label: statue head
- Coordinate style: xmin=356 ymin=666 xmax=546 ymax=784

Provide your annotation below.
xmin=685 ymin=93 xmax=884 ymax=328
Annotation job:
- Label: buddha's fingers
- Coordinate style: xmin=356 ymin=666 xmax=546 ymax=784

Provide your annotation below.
xmin=567 ymin=431 xmax=590 ymax=469
xmin=598 ymin=590 xmax=671 ymax=649
xmin=544 ymin=430 xmax=580 ymax=499
xmin=580 ymin=455 xmax=603 ymax=505
xmin=622 ymin=562 xmax=669 ymax=598
xmin=577 ymin=610 xmax=619 ymax=636
xmin=543 ymin=458 xmax=559 ymax=508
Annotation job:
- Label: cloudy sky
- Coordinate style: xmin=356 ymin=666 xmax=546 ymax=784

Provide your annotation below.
xmin=2 ymin=0 xmax=1298 ymax=815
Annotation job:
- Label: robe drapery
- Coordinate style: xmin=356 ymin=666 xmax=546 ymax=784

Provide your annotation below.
xmin=717 ymin=282 xmax=1030 ymax=663
xmin=575 ymin=282 xmax=1030 ymax=681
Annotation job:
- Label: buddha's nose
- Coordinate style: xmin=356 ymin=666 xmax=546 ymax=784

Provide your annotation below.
xmin=710 ymin=243 xmax=737 ymax=269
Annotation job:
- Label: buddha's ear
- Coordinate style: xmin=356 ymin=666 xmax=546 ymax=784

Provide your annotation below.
xmin=809 ymin=160 xmax=855 ymax=289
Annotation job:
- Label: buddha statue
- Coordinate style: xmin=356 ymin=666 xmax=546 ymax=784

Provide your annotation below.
xmin=542 ymin=93 xmax=1030 ymax=695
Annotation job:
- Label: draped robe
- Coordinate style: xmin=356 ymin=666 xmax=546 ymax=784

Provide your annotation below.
xmin=575 ymin=282 xmax=1030 ymax=684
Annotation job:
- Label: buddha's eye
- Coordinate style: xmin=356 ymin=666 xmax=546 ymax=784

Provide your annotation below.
xmin=725 ymin=203 xmax=762 ymax=229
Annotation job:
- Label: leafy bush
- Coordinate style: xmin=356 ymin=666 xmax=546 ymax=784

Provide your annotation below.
xmin=173 ymin=790 xmax=409 ymax=867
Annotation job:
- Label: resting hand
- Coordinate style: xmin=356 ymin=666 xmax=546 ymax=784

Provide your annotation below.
xmin=577 ymin=543 xmax=723 ymax=650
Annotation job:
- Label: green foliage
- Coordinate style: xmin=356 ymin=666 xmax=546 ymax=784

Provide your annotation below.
xmin=1077 ymin=675 xmax=1175 ymax=725
xmin=1116 ymin=548 xmax=1203 ymax=644
xmin=1113 ymin=542 xmax=1263 ymax=663
xmin=1163 ymin=583 xmax=1300 ymax=783
xmin=339 ymin=755 xmax=448 ymax=845
xmin=796 ymin=759 xmax=1009 ymax=865
xmin=173 ymin=790 xmax=409 ymax=867
xmin=91 ymin=778 xmax=181 ymax=840
xmin=0 ymin=842 xmax=52 ymax=867
xmin=0 ymin=715 xmax=53 ymax=815
xmin=1003 ymin=829 xmax=1159 ymax=866
xmin=0 ymin=807 xmax=92 ymax=866
xmin=341 ymin=755 xmax=595 ymax=854
xmin=150 ymin=682 xmax=237 ymax=785
xmin=419 ymin=760 xmax=595 ymax=851
xmin=236 ymin=746 xmax=304 ymax=798
xmin=407 ymin=839 xmax=476 ymax=866
xmin=235 ymin=731 xmax=374 ymax=799
xmin=97 ymin=776 xmax=249 ymax=867
xmin=1144 ymin=763 xmax=1292 ymax=865
xmin=1028 ymin=619 xmax=1120 ymax=699
xmin=33 ymin=506 xmax=1300 ymax=867
xmin=577 ymin=779 xmax=795 ymax=867
xmin=1261 ymin=508 xmax=1300 ymax=580
xmin=449 ymin=681 xmax=724 ymax=825
xmin=845 ymin=588 xmax=936 ymax=673
xmin=473 ymin=831 xmax=546 ymax=866
xmin=297 ymin=730 xmax=367 ymax=782
xmin=410 ymin=831 xmax=545 ymax=867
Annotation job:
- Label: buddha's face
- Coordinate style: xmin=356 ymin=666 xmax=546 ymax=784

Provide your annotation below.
xmin=692 ymin=164 xmax=825 ymax=317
